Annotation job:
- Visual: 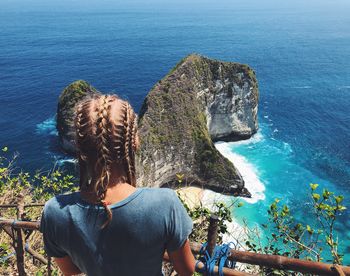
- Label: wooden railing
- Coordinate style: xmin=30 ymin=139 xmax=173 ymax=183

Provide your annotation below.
xmin=0 ymin=202 xmax=349 ymax=276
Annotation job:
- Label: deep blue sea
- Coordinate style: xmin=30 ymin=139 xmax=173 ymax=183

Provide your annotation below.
xmin=1 ymin=1 xmax=349 ymax=263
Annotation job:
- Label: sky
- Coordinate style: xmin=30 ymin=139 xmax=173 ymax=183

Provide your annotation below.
xmin=1 ymin=0 xmax=350 ymax=13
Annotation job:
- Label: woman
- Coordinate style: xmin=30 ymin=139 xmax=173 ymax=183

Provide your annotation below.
xmin=40 ymin=95 xmax=196 ymax=276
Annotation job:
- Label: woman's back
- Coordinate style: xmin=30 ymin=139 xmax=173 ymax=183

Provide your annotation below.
xmin=41 ymin=95 xmax=195 ymax=275
xmin=40 ymin=187 xmax=192 ymax=276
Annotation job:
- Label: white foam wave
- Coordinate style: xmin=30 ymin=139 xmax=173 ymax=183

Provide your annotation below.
xmin=201 ymin=189 xmax=248 ymax=245
xmin=215 ymin=142 xmax=265 ymax=204
xmin=56 ymin=158 xmax=77 ymax=166
xmin=338 ymin=86 xmax=350 ymax=90
xmin=36 ymin=117 xmax=57 ymax=136
xmin=218 ymin=131 xmax=263 ymax=147
xmin=292 ymin=86 xmax=312 ymax=89
xmin=179 ymin=187 xmax=248 ymax=246
xmin=283 ymin=142 xmax=293 ymax=153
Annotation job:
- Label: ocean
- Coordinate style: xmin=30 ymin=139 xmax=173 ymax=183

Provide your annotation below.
xmin=1 ymin=1 xmax=349 ymax=263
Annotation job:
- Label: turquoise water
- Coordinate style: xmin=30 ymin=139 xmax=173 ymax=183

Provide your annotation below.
xmin=0 ymin=0 xmax=349 ymax=263
xmin=218 ymin=120 xmax=350 ymax=262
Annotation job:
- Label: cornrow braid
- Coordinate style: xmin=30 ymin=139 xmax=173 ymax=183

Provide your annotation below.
xmin=95 ymin=96 xmax=113 ymax=199
xmin=110 ymin=102 xmax=127 ymax=162
xmin=94 ymin=96 xmax=114 ymax=228
xmin=75 ymin=100 xmax=94 ymax=188
xmin=124 ymin=103 xmax=137 ymax=186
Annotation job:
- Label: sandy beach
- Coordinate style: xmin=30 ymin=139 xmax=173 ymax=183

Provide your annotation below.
xmin=176 ymin=186 xmax=248 ymax=246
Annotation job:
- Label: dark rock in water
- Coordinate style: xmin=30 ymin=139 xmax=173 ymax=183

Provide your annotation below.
xmin=56 ymin=80 xmax=100 ymax=153
xmin=137 ymin=54 xmax=258 ymax=196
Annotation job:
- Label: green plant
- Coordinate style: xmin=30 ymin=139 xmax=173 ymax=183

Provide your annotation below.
xmin=244 ymin=184 xmax=346 ymax=275
xmin=0 ymin=147 xmax=78 ymax=275
xmin=175 ymin=173 xmax=242 ymax=245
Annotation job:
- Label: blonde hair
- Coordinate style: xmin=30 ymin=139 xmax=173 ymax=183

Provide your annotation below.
xmin=75 ymin=94 xmax=138 ymax=227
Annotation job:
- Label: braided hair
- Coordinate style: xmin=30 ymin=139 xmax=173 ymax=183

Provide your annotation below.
xmin=75 ymin=95 xmax=138 ymax=228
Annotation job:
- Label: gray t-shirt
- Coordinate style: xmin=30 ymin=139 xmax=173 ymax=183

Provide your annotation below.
xmin=40 ymin=187 xmax=193 ymax=276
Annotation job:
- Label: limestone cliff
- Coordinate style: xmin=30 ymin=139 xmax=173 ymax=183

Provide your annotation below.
xmin=56 ymin=80 xmax=100 ymax=153
xmin=56 ymin=55 xmax=258 ymax=196
xmin=137 ymin=54 xmax=258 ymax=196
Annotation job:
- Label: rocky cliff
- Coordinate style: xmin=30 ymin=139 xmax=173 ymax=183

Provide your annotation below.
xmin=137 ymin=54 xmax=258 ymax=196
xmin=56 ymin=54 xmax=258 ymax=196
xmin=56 ymin=80 xmax=100 ymax=153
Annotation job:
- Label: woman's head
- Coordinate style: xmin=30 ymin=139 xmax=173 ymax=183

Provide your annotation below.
xmin=75 ymin=94 xmax=138 ymax=204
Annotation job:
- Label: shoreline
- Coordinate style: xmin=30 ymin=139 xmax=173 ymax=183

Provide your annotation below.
xmin=176 ymin=186 xmax=248 ymax=245
xmin=176 ymin=137 xmax=265 ymax=247
xmin=215 ymin=141 xmax=266 ymax=204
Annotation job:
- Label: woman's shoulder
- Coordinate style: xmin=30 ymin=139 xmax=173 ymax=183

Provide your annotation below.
xmin=141 ymin=187 xmax=178 ymax=199
xmin=139 ymin=187 xmax=182 ymax=209
xmin=43 ymin=192 xmax=81 ymax=215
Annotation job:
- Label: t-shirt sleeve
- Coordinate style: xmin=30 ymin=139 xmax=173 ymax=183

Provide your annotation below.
xmin=40 ymin=200 xmax=68 ymax=258
xmin=166 ymin=191 xmax=193 ymax=252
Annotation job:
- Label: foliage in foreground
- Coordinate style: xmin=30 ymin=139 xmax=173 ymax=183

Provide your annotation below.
xmin=0 ymin=148 xmax=347 ymax=275
xmin=176 ymin=177 xmax=347 ymax=275
xmin=0 ymin=148 xmax=77 ymax=275
xmin=243 ymin=184 xmax=346 ymax=275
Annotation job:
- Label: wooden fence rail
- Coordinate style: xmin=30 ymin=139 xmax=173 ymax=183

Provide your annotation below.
xmin=0 ymin=207 xmax=349 ymax=275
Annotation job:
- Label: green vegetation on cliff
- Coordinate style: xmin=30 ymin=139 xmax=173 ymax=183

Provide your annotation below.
xmin=138 ymin=54 xmax=258 ymax=195
xmin=55 ymin=55 xmax=258 ymax=197
xmin=56 ymin=80 xmax=100 ymax=153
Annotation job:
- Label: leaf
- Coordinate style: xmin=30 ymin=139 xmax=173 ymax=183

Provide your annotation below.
xmin=270 ymin=202 xmax=278 ymax=211
xmin=175 ymin=173 xmax=184 ymax=183
xmin=312 ymin=193 xmax=320 ymax=201
xmin=322 ymin=189 xmax=333 ymax=199
xmin=326 ymin=236 xmax=333 ymax=246
xmin=295 ymin=223 xmax=303 ymax=230
xmin=310 ymin=183 xmax=319 ymax=190
xmin=306 ymin=225 xmax=313 ymax=234
xmin=1 ymin=147 xmax=8 ymax=152
xmin=282 ymin=205 xmax=289 ymax=214
xmin=335 ymin=195 xmax=344 ymax=204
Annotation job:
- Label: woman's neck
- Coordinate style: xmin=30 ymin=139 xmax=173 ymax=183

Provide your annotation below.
xmin=103 ymin=182 xmax=136 ymax=205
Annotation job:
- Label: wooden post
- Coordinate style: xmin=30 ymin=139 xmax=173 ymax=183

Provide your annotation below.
xmin=13 ymin=194 xmax=26 ymax=276
xmin=47 ymin=256 xmax=52 ymax=276
xmin=207 ymin=214 xmax=219 ymax=257
xmin=0 ymin=219 xmax=40 ymax=230
xmin=1 ymin=225 xmax=47 ymax=264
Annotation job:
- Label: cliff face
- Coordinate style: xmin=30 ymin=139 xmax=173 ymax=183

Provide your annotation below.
xmin=199 ymin=60 xmax=259 ymax=141
xmin=56 ymin=55 xmax=258 ymax=196
xmin=137 ymin=54 xmax=258 ymax=196
xmin=56 ymin=80 xmax=100 ymax=153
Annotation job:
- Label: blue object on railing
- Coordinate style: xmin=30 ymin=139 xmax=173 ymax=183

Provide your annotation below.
xmin=195 ymin=242 xmax=236 ymax=275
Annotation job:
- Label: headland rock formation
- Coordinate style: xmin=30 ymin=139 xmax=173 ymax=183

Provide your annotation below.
xmin=57 ymin=80 xmax=101 ymax=153
xmin=56 ymin=54 xmax=259 ymax=197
